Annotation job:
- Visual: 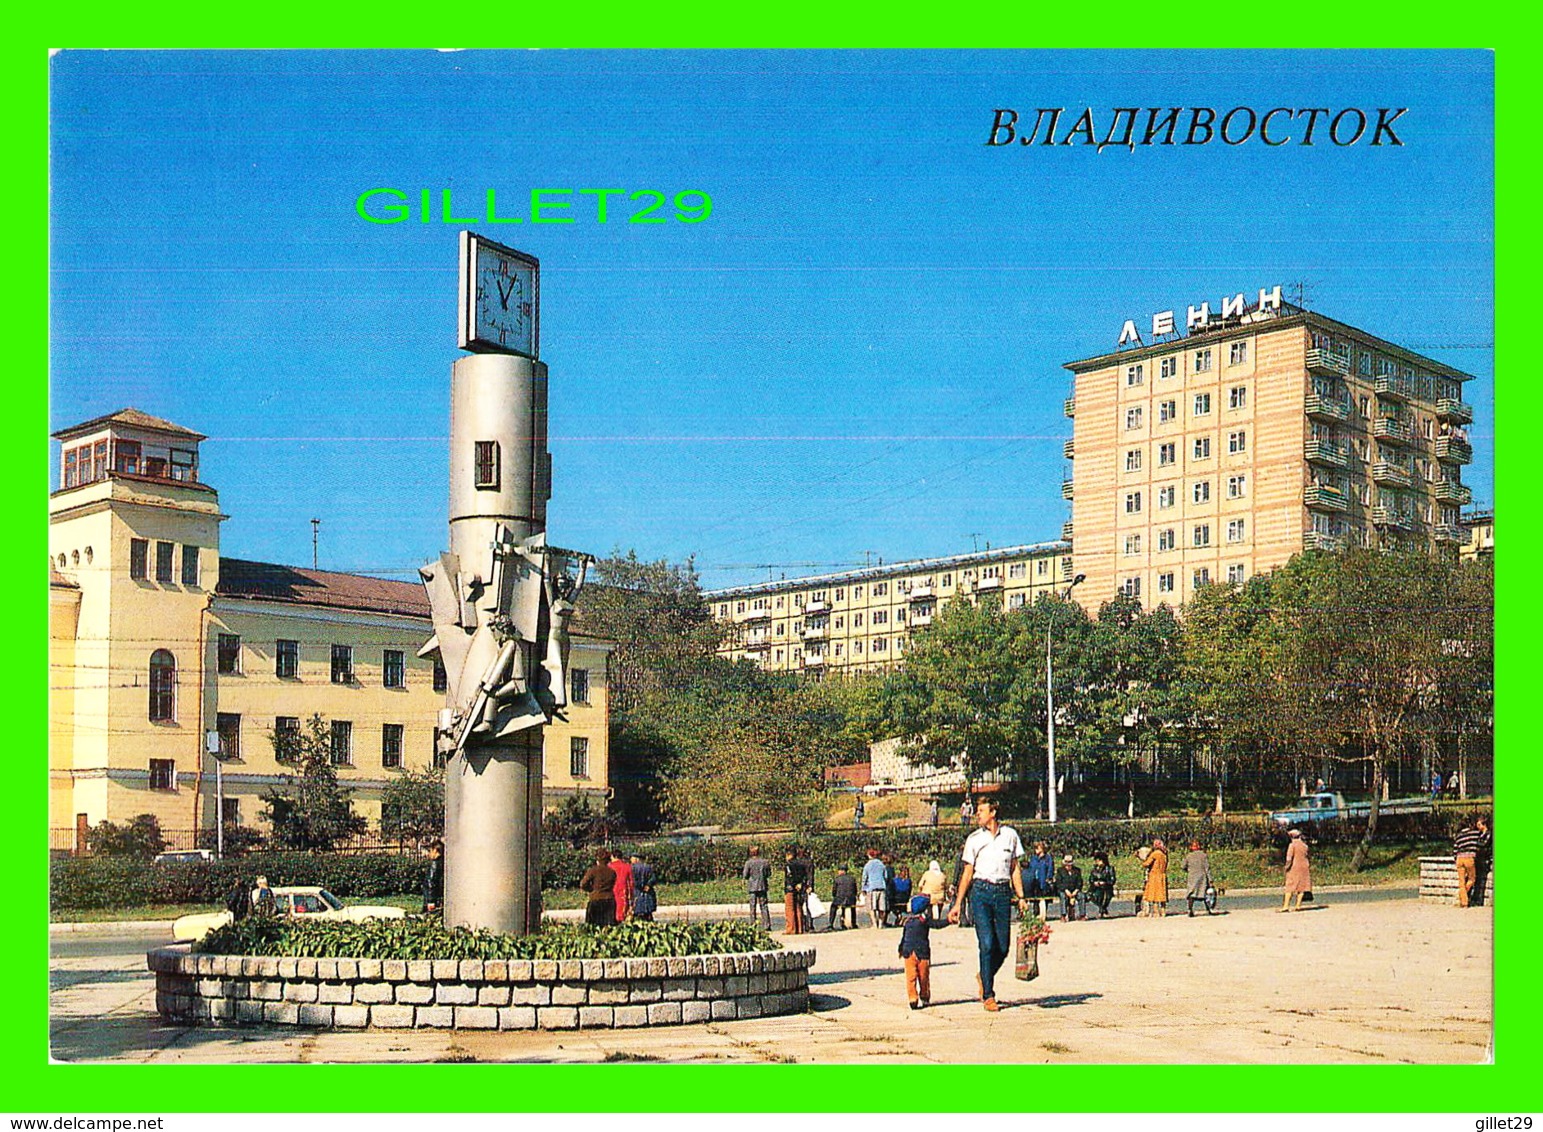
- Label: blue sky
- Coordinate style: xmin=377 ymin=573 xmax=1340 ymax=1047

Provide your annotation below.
xmin=49 ymin=50 xmax=1494 ymax=590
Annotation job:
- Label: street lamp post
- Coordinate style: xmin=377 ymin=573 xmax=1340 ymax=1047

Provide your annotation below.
xmin=1045 ymin=573 xmax=1086 ymax=824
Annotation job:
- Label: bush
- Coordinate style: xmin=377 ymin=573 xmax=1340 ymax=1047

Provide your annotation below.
xmin=86 ymin=814 xmax=166 ymax=859
xmin=195 ymin=915 xmax=777 ymax=960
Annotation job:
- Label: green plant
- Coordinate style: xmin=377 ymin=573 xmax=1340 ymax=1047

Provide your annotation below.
xmin=86 ymin=814 xmax=166 ymax=859
xmin=1017 ymin=910 xmax=1052 ymax=946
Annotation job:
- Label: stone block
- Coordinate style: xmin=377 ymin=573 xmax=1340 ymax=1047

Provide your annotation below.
xmin=206 ymin=997 xmax=231 ymax=1021
xmin=578 ymin=1005 xmax=614 ymax=1028
xmin=535 ymin=960 xmax=561 ymax=981
xmin=725 ymin=976 xmax=749 ymax=997
xmin=602 ymin=959 xmax=626 ymax=980
xmin=661 ymin=978 xmax=695 ymax=1002
xmin=235 ymin=1000 xmax=266 ymax=1024
xmin=711 ymin=999 xmax=737 ymax=1021
xmin=355 ymin=982 xmax=394 ymax=1005
xmin=297 ymin=1004 xmax=334 ymax=1027
xmin=278 ymin=957 xmax=299 ymax=980
xmin=382 ymin=960 xmax=408 ymax=982
xmin=696 ymin=978 xmax=724 ymax=997
xmin=613 ymin=1005 xmax=649 ymax=1028
xmin=790 ymin=988 xmax=810 ymax=1010
xmin=666 ymin=958 xmax=688 ymax=977
xmin=333 ymin=1005 xmax=369 ymax=1028
xmin=317 ymin=958 xmax=339 ymax=981
xmin=478 ymin=984 xmax=512 ymax=1007
xmin=624 ymin=958 xmax=648 ymax=979
xmin=251 ymin=980 xmax=285 ymax=1002
xmin=356 ymin=958 xmax=382 ymax=980
xmin=646 ymin=958 xmax=668 ymax=979
xmin=318 ymin=981 xmax=354 ymax=1005
xmin=737 ymin=996 xmax=764 ymax=1020
xmin=147 ymin=950 xmax=173 ymax=974
xmin=628 ymin=980 xmax=661 ymax=1004
xmin=505 ymin=960 xmax=531 ymax=982
xmin=685 ymin=956 xmax=706 ymax=976
xmin=749 ymin=975 xmax=768 ymax=995
xmin=483 ymin=960 xmax=509 ymax=982
xmin=163 ymin=974 xmax=195 ymax=995
xmin=258 ymin=957 xmax=282 ymax=978
xmin=459 ymin=959 xmax=484 ymax=982
xmin=296 ymin=958 xmax=318 ymax=979
xmin=407 ymin=960 xmax=434 ymax=983
xmin=551 ymin=983 xmax=587 ymax=1006
xmin=242 ymin=957 xmax=263 ymax=978
xmin=498 ymin=1006 xmax=537 ymax=1030
xmin=396 ymin=983 xmax=435 ymax=1005
xmin=415 ymin=1006 xmax=455 ymax=1028
xmin=681 ymin=1000 xmax=711 ymax=1024
xmin=647 ymin=1001 xmax=683 ymax=1026
xmin=455 ymin=1006 xmax=499 ymax=1030
xmin=581 ymin=960 xmax=605 ymax=981
xmin=335 ymin=959 xmax=359 ymax=981
xmin=284 ymin=982 xmax=319 ymax=1003
xmin=590 ymin=981 xmax=628 ymax=1005
xmin=537 ymin=1006 xmax=579 ymax=1030
xmin=264 ymin=1002 xmax=300 ymax=1025
xmin=701 ymin=956 xmax=722 ymax=977
xmin=436 ymin=983 xmax=477 ymax=1006
xmin=509 ymin=983 xmax=551 ymax=1006
xmin=197 ymin=978 xmax=226 ymax=998
xmin=735 ymin=955 xmax=753 ymax=975
xmin=369 ymin=1005 xmax=415 ymax=1029
xmin=432 ymin=959 xmax=460 ymax=981
xmin=764 ymin=993 xmax=788 ymax=1016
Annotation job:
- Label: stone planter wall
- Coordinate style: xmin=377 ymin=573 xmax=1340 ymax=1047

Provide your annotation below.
xmin=147 ymin=946 xmax=814 ymax=1030
xmin=1418 ymin=856 xmax=1494 ymax=905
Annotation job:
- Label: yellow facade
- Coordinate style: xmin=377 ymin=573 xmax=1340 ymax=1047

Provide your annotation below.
xmin=48 ymin=410 xmax=612 ymax=852
xmin=706 ymin=543 xmax=1072 ymax=675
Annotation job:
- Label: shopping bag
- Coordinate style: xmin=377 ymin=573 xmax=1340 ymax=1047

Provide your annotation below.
xmin=806 ymin=892 xmax=826 ymax=919
xmin=1014 ymin=935 xmax=1040 ymax=981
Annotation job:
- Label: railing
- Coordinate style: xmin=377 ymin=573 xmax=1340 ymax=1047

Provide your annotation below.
xmin=975 ymin=576 xmax=1003 ymax=592
xmin=1370 ymin=461 xmax=1413 ymax=488
xmin=1433 ymin=480 xmax=1472 ymax=505
xmin=1304 ymin=393 xmax=1350 ymax=422
xmin=737 ymin=608 xmax=771 ymax=623
xmin=743 ymin=637 xmax=773 ymax=651
xmin=801 ymin=653 xmax=825 ymax=668
xmin=1063 ymin=396 xmax=1076 ymax=419
xmin=799 ymin=624 xmax=827 ymax=640
xmin=1061 ymin=478 xmax=1074 ymax=500
xmin=1374 ymin=375 xmax=1415 ymax=401
xmin=803 ymin=599 xmax=830 ymax=615
xmin=1304 ymin=439 xmax=1348 ymax=467
xmin=908 ymin=584 xmax=934 ymax=602
xmin=1371 ymin=505 xmax=1412 ymax=529
xmin=1062 ymin=438 xmax=1075 ymax=459
xmin=1304 ymin=484 xmax=1349 ymax=512
xmin=1372 ymin=417 xmax=1413 ymax=445
xmin=1435 ymin=436 xmax=1473 ymax=465
xmin=1433 ymin=524 xmax=1465 ymax=544
xmin=1436 ymin=398 xmax=1473 ymax=424
xmin=1305 ymin=348 xmax=1350 ymax=377
xmin=1303 ymin=530 xmax=1346 ymax=552
xmin=1061 ymin=520 xmax=1074 ymax=541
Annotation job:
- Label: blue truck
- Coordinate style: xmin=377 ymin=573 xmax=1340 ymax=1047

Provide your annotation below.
xmin=1268 ymin=791 xmax=1432 ymax=827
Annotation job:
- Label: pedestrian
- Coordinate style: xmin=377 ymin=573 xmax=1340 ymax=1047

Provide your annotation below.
xmin=861 ymin=848 xmax=889 ymax=929
xmin=252 ymin=874 xmax=278 ymax=917
xmin=959 ymin=796 xmax=974 ymax=826
xmin=609 ymin=849 xmax=634 ymax=923
xmin=1132 ymin=847 xmax=1150 ymax=915
xmin=1453 ymin=817 xmax=1483 ymax=908
xmin=421 ymin=840 xmax=444 ymax=915
xmin=580 ymin=848 xmax=618 ymax=927
xmin=1430 ymin=770 xmax=1444 ymax=805
xmin=1141 ymin=838 xmax=1169 ymax=917
xmin=829 ymin=864 xmax=859 ymax=930
xmin=1315 ymin=776 xmax=1326 ymax=794
xmin=630 ymin=854 xmax=657 ymax=921
xmin=796 ymin=846 xmax=818 ymax=929
xmin=1280 ymin=829 xmax=1311 ymax=912
xmin=898 ymin=895 xmax=947 ymax=1010
xmin=891 ymin=864 xmax=913 ymax=921
xmin=1448 ymin=771 xmax=1461 ymax=798
xmin=1087 ymin=850 xmax=1116 ymax=919
xmin=948 ymin=796 xmax=1029 ymax=1012
xmin=1025 ymin=840 xmax=1055 ymax=909
xmin=1471 ymin=816 xmax=1493 ymax=908
xmin=1183 ymin=840 xmax=1213 ymax=917
xmin=928 ymin=799 xmax=940 ymax=828
xmin=854 ymin=796 xmax=866 ymax=829
xmin=919 ymin=858 xmax=948 ymax=922
xmin=742 ymin=846 xmax=773 ymax=930
xmin=783 ymin=847 xmax=806 ymax=934
xmin=224 ymin=875 xmax=253 ymax=921
xmin=1055 ymin=854 xmax=1084 ymax=921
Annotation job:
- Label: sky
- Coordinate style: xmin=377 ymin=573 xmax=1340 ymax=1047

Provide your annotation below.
xmin=49 ymin=50 xmax=1494 ymax=591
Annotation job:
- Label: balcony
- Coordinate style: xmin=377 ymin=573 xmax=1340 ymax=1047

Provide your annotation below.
xmin=910 ymin=611 xmax=934 ymax=628
xmin=907 ymin=584 xmax=934 ymax=603
xmin=1304 ymin=393 xmax=1350 ymax=423
xmin=801 ymin=652 xmax=825 ymax=668
xmin=800 ymin=623 xmax=828 ymax=641
xmin=1304 ymin=530 xmax=1346 ymax=552
xmin=1305 ymin=348 xmax=1350 ymax=377
xmin=975 ymin=576 xmax=1003 ymax=593
xmin=1062 ymin=438 xmax=1075 ymax=460
xmin=737 ymin=608 xmax=771 ymax=624
xmin=1433 ymin=480 xmax=1472 ymax=505
xmin=1372 ymin=417 xmax=1413 ymax=446
xmin=1062 ymin=520 xmax=1074 ymax=542
xmin=743 ymin=636 xmax=772 ymax=651
xmin=1304 ymin=484 xmax=1349 ymax=512
xmin=1371 ymin=505 xmax=1413 ymax=530
xmin=1060 ymin=558 xmax=1074 ymax=581
xmin=1433 ymin=524 xmax=1465 ymax=545
xmin=1304 ymin=439 xmax=1348 ymax=468
xmin=1061 ymin=478 xmax=1074 ymax=500
xmin=1435 ymin=436 xmax=1473 ymax=465
xmin=1371 ymin=461 xmax=1413 ymax=488
xmin=1374 ymin=375 xmax=1415 ymax=402
xmin=1436 ymin=398 xmax=1473 ymax=425
xmin=1064 ymin=396 xmax=1076 ymax=419
xmin=803 ymin=599 xmax=830 ymax=615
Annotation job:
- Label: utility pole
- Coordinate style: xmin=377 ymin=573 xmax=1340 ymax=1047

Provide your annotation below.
xmin=1046 ymin=573 xmax=1086 ymax=823
xmin=310 ymin=518 xmax=320 ymax=569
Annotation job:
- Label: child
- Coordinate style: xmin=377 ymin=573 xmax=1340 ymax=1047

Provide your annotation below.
xmin=898 ymin=895 xmax=946 ymax=1009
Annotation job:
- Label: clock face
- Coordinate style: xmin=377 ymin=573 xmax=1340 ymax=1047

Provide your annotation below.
xmin=459 ymin=233 xmax=539 ymax=357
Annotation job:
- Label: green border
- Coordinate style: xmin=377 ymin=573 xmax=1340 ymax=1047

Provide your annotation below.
xmin=16 ymin=15 xmax=1534 ymax=1114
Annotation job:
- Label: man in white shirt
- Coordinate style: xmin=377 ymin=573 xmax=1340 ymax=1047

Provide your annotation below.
xmin=948 ymin=796 xmax=1028 ymax=1011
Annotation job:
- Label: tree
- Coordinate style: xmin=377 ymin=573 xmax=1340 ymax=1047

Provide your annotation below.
xmin=259 ymin=714 xmax=367 ymax=850
xmin=379 ymin=767 xmax=445 ymax=846
xmin=88 ymin=813 xmax=166 ymax=859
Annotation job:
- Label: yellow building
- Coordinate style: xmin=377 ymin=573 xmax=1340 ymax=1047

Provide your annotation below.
xmin=1461 ymin=508 xmax=1494 ymax=561
xmin=49 ymin=409 xmax=612 ymax=852
xmin=706 ymin=542 xmax=1072 ymax=676
xmin=1064 ymin=297 xmax=1475 ymax=608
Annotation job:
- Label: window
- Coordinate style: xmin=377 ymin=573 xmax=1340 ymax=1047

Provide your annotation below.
xmin=853 ymin=613 xmax=864 ymax=627
xmin=1193 ymin=437 xmax=1211 ymax=460
xmin=433 ymin=659 xmax=448 ymax=693
xmin=873 ymin=638 xmax=888 ymax=653
xmin=330 ymin=720 xmax=353 ymax=766
xmin=873 ymin=583 xmax=888 ymax=596
xmin=1358 ymin=395 xmax=1371 ymax=419
xmin=941 ymin=574 xmax=951 ymax=586
xmin=221 ymin=798 xmax=241 ymax=825
xmin=148 ymin=649 xmax=176 ymax=721
xmin=1194 ymin=567 xmax=1212 ymax=588
xmin=1194 ymin=348 xmax=1213 ymax=373
xmin=1193 ymin=393 xmax=1212 ymax=416
xmin=1124 ymin=491 xmax=1143 ymax=514
xmin=1036 ymin=559 xmax=1047 ymax=576
xmin=571 ymin=668 xmax=590 ymax=704
xmin=383 ymin=649 xmax=405 ymax=688
xmin=1158 ymin=442 xmax=1176 ymax=467
xmin=1193 ymin=481 xmax=1211 ymax=504
xmin=1229 ymin=341 xmax=1248 ymax=366
xmin=1126 ymin=449 xmax=1143 ymax=472
xmin=1126 ymin=363 xmax=1144 ymax=387
xmin=570 ymin=737 xmax=590 ymax=778
xmin=474 ymin=441 xmax=500 ymax=490
xmin=149 ymin=758 xmax=176 ymax=791
xmin=1229 ymin=385 xmax=1247 ymax=410
xmin=276 ymin=639 xmax=299 ymax=678
xmin=432 ymin=729 xmax=448 ymax=770
xmin=1227 ymin=519 xmax=1246 ymax=543
xmin=1123 ymin=534 xmax=1142 ymax=556
xmin=1121 ymin=577 xmax=1142 ymax=599
xmin=181 ymin=545 xmax=200 ymax=587
xmin=1158 ymin=485 xmax=1176 ymax=510
xmin=1160 ymin=356 xmax=1177 ymax=379
xmin=1193 ymin=524 xmax=1211 ymax=548
xmin=1125 ymin=407 xmax=1143 ymax=430
xmin=274 ymin=716 xmax=300 ymax=763
xmin=1158 ymin=572 xmax=1175 ymax=594
xmin=1227 ymin=475 xmax=1247 ymax=499
xmin=155 ymin=541 xmax=175 ymax=583
xmin=1158 ymin=528 xmax=1176 ymax=552
xmin=216 ymin=712 xmax=241 ymax=760
xmin=1009 ymin=563 xmax=1025 ymax=579
xmin=382 ymin=724 xmax=404 ymax=769
xmin=873 ymin=610 xmax=888 ymax=625
xmin=1357 ymin=483 xmax=1372 ymax=506
xmin=1228 ymin=430 xmax=1247 ymax=454
xmin=1423 ymin=417 xmax=1434 ymax=441
xmin=331 ymin=644 xmax=354 ymax=685
xmin=1227 ymin=563 xmax=1247 ymax=585
xmin=217 ymin=634 xmax=242 ymax=675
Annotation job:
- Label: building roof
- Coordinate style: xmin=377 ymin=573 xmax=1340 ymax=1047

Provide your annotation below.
xmin=52 ymin=408 xmax=206 ymax=443
xmin=49 ymin=568 xmax=79 ymax=589
xmin=704 ymin=540 xmax=1071 ymax=599
xmin=217 ymin=558 xmax=432 ymax=619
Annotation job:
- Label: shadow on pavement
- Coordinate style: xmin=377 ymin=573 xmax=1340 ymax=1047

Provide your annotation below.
xmin=1003 ymin=992 xmax=1104 ymax=1010
xmin=809 ymin=993 xmax=852 ymax=1012
xmin=50 ymin=968 xmax=155 ymax=991
xmin=810 ymin=968 xmax=903 ymax=983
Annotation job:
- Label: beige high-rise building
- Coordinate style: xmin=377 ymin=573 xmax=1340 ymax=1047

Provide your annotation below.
xmin=1063 ymin=301 xmax=1475 ymax=608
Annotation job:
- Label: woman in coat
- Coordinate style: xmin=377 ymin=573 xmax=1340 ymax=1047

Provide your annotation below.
xmin=919 ymin=859 xmax=949 ymax=921
xmin=1141 ymin=838 xmax=1169 ymax=916
xmin=579 ymin=849 xmax=618 ymax=927
xmin=1281 ymin=829 xmax=1311 ymax=912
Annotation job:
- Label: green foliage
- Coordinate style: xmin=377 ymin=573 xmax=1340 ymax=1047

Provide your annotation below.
xmin=260 ymin=715 xmax=367 ymax=851
xmin=379 ymin=767 xmax=445 ymax=845
xmin=195 ymin=824 xmax=267 ymax=857
xmin=86 ymin=813 xmax=166 ymax=859
xmin=194 ymin=914 xmax=778 ymax=959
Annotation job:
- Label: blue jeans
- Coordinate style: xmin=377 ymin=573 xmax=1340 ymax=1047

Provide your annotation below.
xmin=969 ymin=882 xmax=1013 ymax=1000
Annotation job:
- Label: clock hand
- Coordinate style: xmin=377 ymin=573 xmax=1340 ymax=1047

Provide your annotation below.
xmin=496 ymin=277 xmax=514 ymax=310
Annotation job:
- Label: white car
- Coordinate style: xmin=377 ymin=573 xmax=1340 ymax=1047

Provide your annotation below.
xmin=171 ymin=886 xmax=406 ymax=943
